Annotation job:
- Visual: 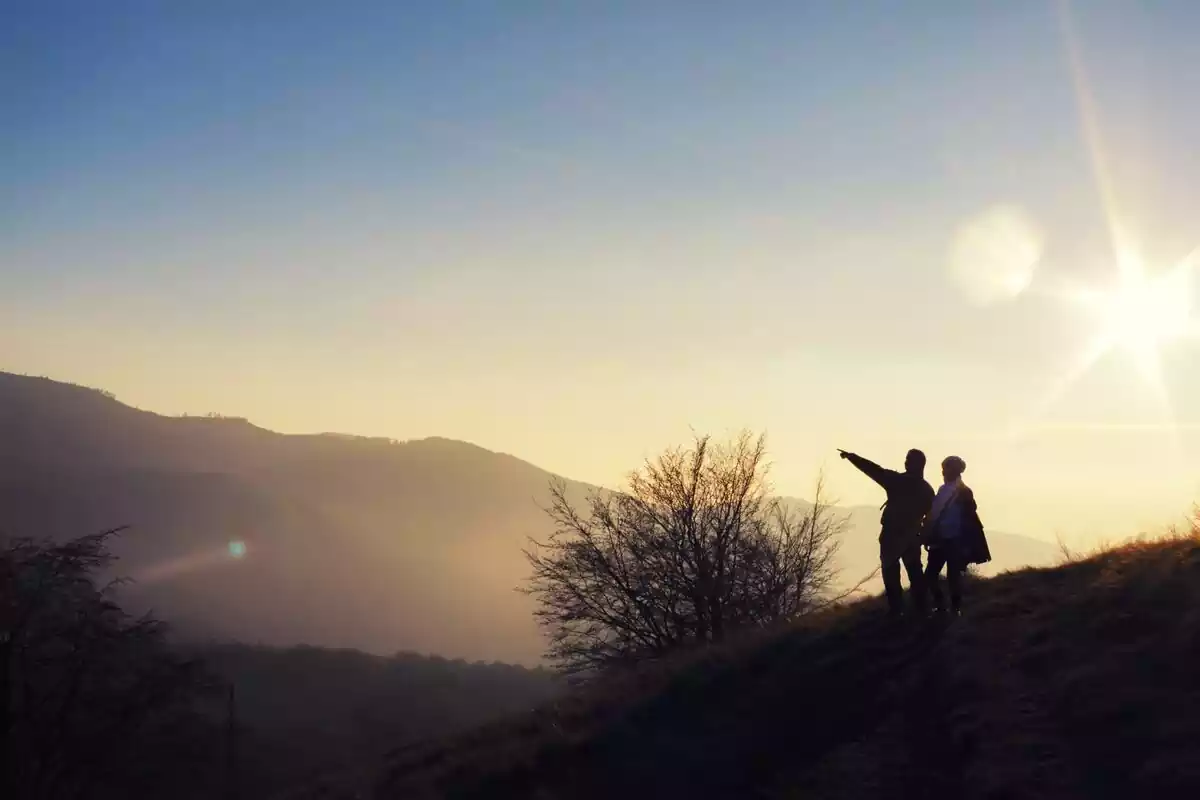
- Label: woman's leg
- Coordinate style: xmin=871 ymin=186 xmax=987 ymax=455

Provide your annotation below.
xmin=924 ymin=548 xmax=948 ymax=611
xmin=946 ymin=551 xmax=966 ymax=612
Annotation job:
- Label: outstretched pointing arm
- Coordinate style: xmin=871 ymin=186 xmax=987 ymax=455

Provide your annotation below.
xmin=839 ymin=451 xmax=898 ymax=490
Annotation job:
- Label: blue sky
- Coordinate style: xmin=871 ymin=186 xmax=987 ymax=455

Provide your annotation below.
xmin=4 ymin=1 xmax=1200 ymax=541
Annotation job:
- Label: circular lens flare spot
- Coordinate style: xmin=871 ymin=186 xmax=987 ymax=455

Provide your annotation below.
xmin=949 ymin=204 xmax=1044 ymax=306
xmin=228 ymin=540 xmax=247 ymax=559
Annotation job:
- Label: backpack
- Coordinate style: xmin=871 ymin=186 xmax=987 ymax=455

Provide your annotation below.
xmin=927 ymin=485 xmax=992 ymax=565
xmin=964 ymin=508 xmax=992 ymax=565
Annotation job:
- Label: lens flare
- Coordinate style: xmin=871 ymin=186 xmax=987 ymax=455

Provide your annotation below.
xmin=228 ymin=540 xmax=247 ymax=559
xmin=948 ymin=204 xmax=1044 ymax=306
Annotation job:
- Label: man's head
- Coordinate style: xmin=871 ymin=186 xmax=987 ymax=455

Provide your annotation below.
xmin=941 ymin=455 xmax=966 ymax=483
xmin=904 ymin=449 xmax=927 ymax=474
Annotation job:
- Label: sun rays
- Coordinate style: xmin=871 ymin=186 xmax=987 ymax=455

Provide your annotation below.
xmin=1001 ymin=2 xmax=1200 ymax=443
xmin=1044 ymin=247 xmax=1199 ymax=407
xmin=135 ymin=540 xmax=251 ymax=585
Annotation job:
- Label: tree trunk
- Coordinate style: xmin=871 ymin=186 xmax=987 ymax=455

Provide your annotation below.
xmin=709 ymin=597 xmax=724 ymax=642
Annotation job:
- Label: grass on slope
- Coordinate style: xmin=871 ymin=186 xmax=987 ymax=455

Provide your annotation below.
xmin=377 ymin=530 xmax=1200 ymax=800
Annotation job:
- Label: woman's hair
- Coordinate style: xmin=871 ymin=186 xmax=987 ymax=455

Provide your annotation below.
xmin=942 ymin=455 xmax=967 ymax=474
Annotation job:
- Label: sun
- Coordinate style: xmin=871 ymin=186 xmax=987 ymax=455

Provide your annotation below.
xmin=1020 ymin=248 xmax=1200 ymax=430
xmin=1071 ymin=254 xmax=1197 ymax=375
xmin=1006 ymin=248 xmax=1200 ymax=440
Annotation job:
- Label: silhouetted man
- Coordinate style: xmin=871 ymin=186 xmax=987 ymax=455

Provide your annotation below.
xmin=839 ymin=448 xmax=934 ymax=617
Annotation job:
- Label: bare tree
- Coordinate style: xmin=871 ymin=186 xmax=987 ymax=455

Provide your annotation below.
xmin=1 ymin=529 xmax=222 ymax=799
xmin=523 ymin=431 xmax=847 ymax=673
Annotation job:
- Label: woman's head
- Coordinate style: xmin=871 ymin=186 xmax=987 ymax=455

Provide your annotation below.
xmin=941 ymin=455 xmax=966 ymax=482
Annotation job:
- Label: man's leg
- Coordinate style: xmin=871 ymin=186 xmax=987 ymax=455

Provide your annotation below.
xmin=925 ymin=548 xmax=948 ymax=611
xmin=901 ymin=543 xmax=927 ymax=613
xmin=881 ymin=557 xmax=904 ymax=615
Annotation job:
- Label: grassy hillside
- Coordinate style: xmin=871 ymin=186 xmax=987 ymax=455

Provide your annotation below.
xmin=376 ymin=529 xmax=1200 ymax=799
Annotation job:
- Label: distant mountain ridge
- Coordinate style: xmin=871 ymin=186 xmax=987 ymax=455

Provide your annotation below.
xmin=0 ymin=372 xmax=599 ymax=664
xmin=0 ymin=371 xmax=1056 ymax=663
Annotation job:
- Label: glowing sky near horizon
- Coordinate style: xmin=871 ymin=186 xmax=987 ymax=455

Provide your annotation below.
xmin=4 ymin=1 xmax=1200 ymax=545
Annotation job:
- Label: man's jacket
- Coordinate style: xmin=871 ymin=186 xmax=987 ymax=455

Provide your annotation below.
xmin=843 ymin=453 xmax=934 ymax=561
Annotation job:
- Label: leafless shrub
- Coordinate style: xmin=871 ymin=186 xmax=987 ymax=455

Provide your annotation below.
xmin=1055 ymin=532 xmax=1079 ymax=564
xmin=523 ymin=431 xmax=847 ymax=673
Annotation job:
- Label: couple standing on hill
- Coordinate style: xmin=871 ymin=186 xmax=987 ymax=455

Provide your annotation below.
xmin=839 ymin=448 xmax=991 ymax=617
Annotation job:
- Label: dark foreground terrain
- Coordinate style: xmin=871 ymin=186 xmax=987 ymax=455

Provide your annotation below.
xmin=197 ymin=645 xmax=560 ymax=796
xmin=375 ymin=532 xmax=1200 ymax=799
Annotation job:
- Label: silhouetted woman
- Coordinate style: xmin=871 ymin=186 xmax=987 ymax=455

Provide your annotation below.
xmin=923 ymin=456 xmax=990 ymax=616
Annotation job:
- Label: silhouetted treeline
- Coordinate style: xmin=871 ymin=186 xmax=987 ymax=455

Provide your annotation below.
xmin=190 ymin=642 xmax=561 ymax=794
xmin=1 ymin=529 xmax=224 ymax=800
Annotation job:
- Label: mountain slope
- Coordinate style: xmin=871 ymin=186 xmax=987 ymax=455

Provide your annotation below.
xmin=0 ymin=372 xmax=586 ymax=663
xmin=0 ymin=372 xmax=1056 ymax=664
xmin=376 ymin=532 xmax=1200 ymax=799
